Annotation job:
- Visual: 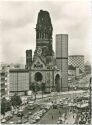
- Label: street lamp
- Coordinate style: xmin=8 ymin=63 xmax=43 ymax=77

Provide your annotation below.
xmin=89 ymin=77 xmax=91 ymax=124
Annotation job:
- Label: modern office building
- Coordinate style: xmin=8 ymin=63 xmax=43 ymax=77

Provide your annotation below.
xmin=9 ymin=69 xmax=29 ymax=96
xmin=68 ymin=55 xmax=85 ymax=73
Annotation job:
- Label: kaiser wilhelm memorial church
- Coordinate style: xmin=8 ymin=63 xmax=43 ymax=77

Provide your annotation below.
xmin=26 ymin=10 xmax=68 ymax=92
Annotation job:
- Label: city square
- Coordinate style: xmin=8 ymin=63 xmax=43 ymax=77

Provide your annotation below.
xmin=0 ymin=1 xmax=92 ymax=124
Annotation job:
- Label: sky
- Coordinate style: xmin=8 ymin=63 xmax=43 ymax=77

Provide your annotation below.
xmin=0 ymin=0 xmax=92 ymax=65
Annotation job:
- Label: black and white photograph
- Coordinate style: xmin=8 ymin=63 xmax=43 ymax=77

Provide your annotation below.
xmin=0 ymin=0 xmax=92 ymax=124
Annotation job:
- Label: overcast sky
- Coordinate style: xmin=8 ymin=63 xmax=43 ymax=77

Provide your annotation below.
xmin=0 ymin=0 xmax=92 ymax=64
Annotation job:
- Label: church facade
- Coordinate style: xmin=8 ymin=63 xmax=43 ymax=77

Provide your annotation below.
xmin=26 ymin=10 xmax=68 ymax=92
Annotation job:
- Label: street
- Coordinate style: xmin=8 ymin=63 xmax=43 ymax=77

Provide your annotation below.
xmin=3 ymin=88 xmax=90 ymax=124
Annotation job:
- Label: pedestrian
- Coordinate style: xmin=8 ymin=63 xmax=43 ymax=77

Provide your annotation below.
xmin=59 ymin=110 xmax=61 ymax=114
xmin=52 ymin=115 xmax=53 ymax=119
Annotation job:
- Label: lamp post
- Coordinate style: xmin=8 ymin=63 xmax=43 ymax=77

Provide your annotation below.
xmin=17 ymin=71 xmax=18 ymax=95
xmin=48 ymin=66 xmax=51 ymax=93
xmin=89 ymin=77 xmax=91 ymax=124
xmin=35 ymin=82 xmax=37 ymax=100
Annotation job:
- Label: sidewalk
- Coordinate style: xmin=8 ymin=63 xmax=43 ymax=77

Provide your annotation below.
xmin=36 ymin=93 xmax=51 ymax=99
xmin=35 ymin=90 xmax=85 ymax=99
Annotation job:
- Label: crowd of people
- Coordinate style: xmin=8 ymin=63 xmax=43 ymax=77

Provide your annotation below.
xmin=56 ymin=96 xmax=91 ymax=124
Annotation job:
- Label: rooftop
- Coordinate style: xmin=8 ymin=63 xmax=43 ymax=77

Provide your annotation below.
xmin=9 ymin=69 xmax=29 ymax=73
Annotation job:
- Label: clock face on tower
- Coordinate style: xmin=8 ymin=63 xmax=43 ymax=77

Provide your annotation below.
xmin=37 ymin=48 xmax=42 ymax=55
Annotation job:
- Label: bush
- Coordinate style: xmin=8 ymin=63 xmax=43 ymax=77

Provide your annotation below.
xmin=10 ymin=93 xmax=22 ymax=107
xmin=1 ymin=97 xmax=11 ymax=115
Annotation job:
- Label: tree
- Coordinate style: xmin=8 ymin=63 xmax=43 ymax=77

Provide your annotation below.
xmin=1 ymin=97 xmax=11 ymax=116
xmin=41 ymin=82 xmax=45 ymax=98
xmin=1 ymin=98 xmax=6 ymax=116
xmin=31 ymin=83 xmax=37 ymax=100
xmin=10 ymin=93 xmax=22 ymax=107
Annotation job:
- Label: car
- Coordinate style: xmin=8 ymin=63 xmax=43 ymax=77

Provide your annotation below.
xmin=60 ymin=99 xmax=63 ymax=103
xmin=57 ymin=120 xmax=63 ymax=124
xmin=19 ymin=109 xmax=23 ymax=112
xmin=5 ymin=116 xmax=12 ymax=121
xmin=28 ymin=111 xmax=32 ymax=115
xmin=1 ymin=119 xmax=6 ymax=123
xmin=28 ymin=101 xmax=34 ymax=104
xmin=53 ymin=104 xmax=57 ymax=109
xmin=46 ymin=106 xmax=50 ymax=109
xmin=22 ymin=119 xmax=28 ymax=123
xmin=17 ymin=112 xmax=23 ymax=117
xmin=23 ymin=115 xmax=28 ymax=119
xmin=27 ymin=105 xmax=35 ymax=110
xmin=37 ymin=112 xmax=43 ymax=117
xmin=38 ymin=114 xmax=43 ymax=117
xmin=33 ymin=116 xmax=40 ymax=121
xmin=9 ymin=121 xmax=15 ymax=124
xmin=40 ymin=105 xmax=45 ymax=109
xmin=42 ymin=109 xmax=46 ymax=113
xmin=14 ymin=110 xmax=18 ymax=115
xmin=17 ymin=120 xmax=22 ymax=124
xmin=30 ymin=119 xmax=36 ymax=124
xmin=25 ymin=122 xmax=30 ymax=124
xmin=79 ymin=120 xmax=86 ymax=124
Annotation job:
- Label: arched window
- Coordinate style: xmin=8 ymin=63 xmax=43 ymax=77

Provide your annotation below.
xmin=35 ymin=72 xmax=43 ymax=82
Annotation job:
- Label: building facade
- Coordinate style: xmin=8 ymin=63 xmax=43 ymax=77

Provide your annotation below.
xmin=56 ymin=34 xmax=68 ymax=91
xmin=26 ymin=10 xmax=68 ymax=92
xmin=9 ymin=10 xmax=68 ymax=95
xmin=9 ymin=69 xmax=29 ymax=96
xmin=68 ymin=55 xmax=85 ymax=73
xmin=0 ymin=64 xmax=10 ymax=97
xmin=0 ymin=70 xmax=6 ymax=97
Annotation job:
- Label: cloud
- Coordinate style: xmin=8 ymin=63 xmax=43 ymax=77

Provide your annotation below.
xmin=0 ymin=0 xmax=91 ymax=64
xmin=0 ymin=1 xmax=37 ymax=30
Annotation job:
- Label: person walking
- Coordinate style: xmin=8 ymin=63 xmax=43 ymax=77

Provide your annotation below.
xmin=52 ymin=115 xmax=53 ymax=119
xmin=59 ymin=110 xmax=61 ymax=115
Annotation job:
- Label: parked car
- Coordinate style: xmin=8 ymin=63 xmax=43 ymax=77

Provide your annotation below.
xmin=36 ymin=112 xmax=43 ymax=117
xmin=42 ymin=109 xmax=46 ymax=113
xmin=28 ymin=111 xmax=32 ymax=115
xmin=27 ymin=105 xmax=35 ymax=110
xmin=22 ymin=119 xmax=28 ymax=123
xmin=13 ymin=110 xmax=18 ymax=115
xmin=53 ymin=104 xmax=57 ymax=109
xmin=17 ymin=111 xmax=23 ymax=117
xmin=5 ymin=116 xmax=13 ymax=121
xmin=30 ymin=119 xmax=36 ymax=124
xmin=1 ymin=119 xmax=6 ymax=123
xmin=33 ymin=115 xmax=40 ymax=120
xmin=23 ymin=115 xmax=29 ymax=119
xmin=9 ymin=121 xmax=15 ymax=124
xmin=17 ymin=120 xmax=22 ymax=124
xmin=57 ymin=120 xmax=63 ymax=124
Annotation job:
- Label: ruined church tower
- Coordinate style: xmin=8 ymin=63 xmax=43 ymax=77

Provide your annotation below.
xmin=36 ymin=10 xmax=53 ymax=56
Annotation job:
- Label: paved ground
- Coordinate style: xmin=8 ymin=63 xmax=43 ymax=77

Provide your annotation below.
xmin=65 ymin=112 xmax=77 ymax=124
xmin=37 ymin=107 xmax=67 ymax=124
xmin=4 ymin=88 xmax=90 ymax=124
xmin=6 ymin=104 xmax=40 ymax=124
